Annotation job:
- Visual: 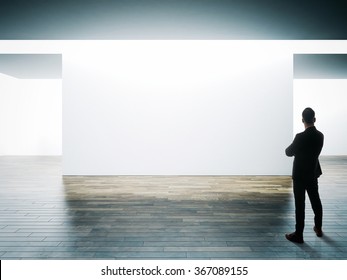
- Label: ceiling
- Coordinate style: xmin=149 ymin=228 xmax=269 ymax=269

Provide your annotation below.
xmin=0 ymin=0 xmax=346 ymax=40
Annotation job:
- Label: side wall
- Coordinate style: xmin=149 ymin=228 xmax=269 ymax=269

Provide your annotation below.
xmin=0 ymin=74 xmax=62 ymax=155
xmin=293 ymin=79 xmax=347 ymax=155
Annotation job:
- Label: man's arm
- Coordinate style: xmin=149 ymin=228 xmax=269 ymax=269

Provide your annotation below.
xmin=285 ymin=135 xmax=298 ymax=157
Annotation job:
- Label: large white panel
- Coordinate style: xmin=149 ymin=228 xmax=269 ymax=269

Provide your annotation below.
xmin=62 ymin=41 xmax=293 ymax=175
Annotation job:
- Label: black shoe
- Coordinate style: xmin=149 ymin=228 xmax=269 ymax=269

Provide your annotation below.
xmin=285 ymin=232 xmax=304 ymax=243
xmin=314 ymin=226 xmax=323 ymax=237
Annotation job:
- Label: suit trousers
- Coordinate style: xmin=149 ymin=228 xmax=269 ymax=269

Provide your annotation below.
xmin=293 ymin=179 xmax=323 ymax=235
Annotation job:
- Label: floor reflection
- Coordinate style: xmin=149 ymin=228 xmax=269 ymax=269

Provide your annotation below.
xmin=0 ymin=156 xmax=346 ymax=259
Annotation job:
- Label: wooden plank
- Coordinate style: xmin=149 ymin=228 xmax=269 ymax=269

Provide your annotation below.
xmin=0 ymin=156 xmax=346 ymax=259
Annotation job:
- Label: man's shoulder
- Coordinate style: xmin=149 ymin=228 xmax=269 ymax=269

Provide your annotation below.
xmin=304 ymin=126 xmax=323 ymax=134
xmin=316 ymin=128 xmax=324 ymax=136
xmin=295 ymin=131 xmax=305 ymax=138
xmin=313 ymin=127 xmax=324 ymax=138
xmin=296 ymin=127 xmax=323 ymax=139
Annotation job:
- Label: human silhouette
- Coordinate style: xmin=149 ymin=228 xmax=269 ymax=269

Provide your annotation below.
xmin=285 ymin=107 xmax=324 ymax=243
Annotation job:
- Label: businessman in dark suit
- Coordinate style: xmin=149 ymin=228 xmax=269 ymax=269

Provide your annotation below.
xmin=285 ymin=107 xmax=324 ymax=243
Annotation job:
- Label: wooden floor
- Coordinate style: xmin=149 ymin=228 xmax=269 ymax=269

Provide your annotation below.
xmin=0 ymin=156 xmax=346 ymax=260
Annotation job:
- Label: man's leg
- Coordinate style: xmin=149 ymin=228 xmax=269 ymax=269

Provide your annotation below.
xmin=307 ymin=179 xmax=323 ymax=232
xmin=293 ymin=180 xmax=306 ymax=236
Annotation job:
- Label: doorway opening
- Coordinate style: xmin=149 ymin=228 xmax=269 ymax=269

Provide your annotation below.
xmin=293 ymin=54 xmax=347 ymax=156
xmin=0 ymin=54 xmax=62 ymax=156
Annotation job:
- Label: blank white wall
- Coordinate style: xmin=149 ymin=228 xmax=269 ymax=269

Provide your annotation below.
xmin=293 ymin=79 xmax=347 ymax=155
xmin=2 ymin=40 xmax=346 ymax=175
xmin=62 ymin=41 xmax=293 ymax=175
xmin=0 ymin=74 xmax=62 ymax=155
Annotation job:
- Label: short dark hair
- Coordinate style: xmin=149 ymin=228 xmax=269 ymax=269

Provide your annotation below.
xmin=302 ymin=107 xmax=315 ymax=124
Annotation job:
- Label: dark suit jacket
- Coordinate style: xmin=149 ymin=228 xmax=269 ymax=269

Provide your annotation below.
xmin=285 ymin=126 xmax=324 ymax=181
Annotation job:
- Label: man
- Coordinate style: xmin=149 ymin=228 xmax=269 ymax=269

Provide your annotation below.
xmin=285 ymin=107 xmax=324 ymax=243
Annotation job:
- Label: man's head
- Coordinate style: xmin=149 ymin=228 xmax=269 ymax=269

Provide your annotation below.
xmin=302 ymin=107 xmax=316 ymax=125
